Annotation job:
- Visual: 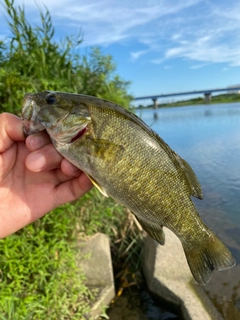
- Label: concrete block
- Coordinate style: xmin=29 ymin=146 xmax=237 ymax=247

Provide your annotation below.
xmin=142 ymin=228 xmax=223 ymax=320
xmin=77 ymin=233 xmax=115 ymax=319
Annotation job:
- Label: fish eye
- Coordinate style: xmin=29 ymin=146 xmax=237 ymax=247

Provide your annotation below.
xmin=46 ymin=93 xmax=57 ymax=105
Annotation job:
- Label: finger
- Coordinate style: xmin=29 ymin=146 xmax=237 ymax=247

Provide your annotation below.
xmin=53 ymin=172 xmax=93 ymax=207
xmin=25 ymin=143 xmax=63 ymax=172
xmin=0 ymin=113 xmax=24 ymax=153
xmin=26 ymin=131 xmax=51 ymax=151
xmin=61 ymin=158 xmax=82 ymax=177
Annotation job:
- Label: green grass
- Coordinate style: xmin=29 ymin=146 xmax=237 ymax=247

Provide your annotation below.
xmin=0 ymin=188 xmax=143 ymax=319
xmin=0 ymin=200 xmax=93 ymax=319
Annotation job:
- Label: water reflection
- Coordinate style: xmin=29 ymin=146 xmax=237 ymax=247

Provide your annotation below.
xmin=137 ymin=103 xmax=240 ymax=319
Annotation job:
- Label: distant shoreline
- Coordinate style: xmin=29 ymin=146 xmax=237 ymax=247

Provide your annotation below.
xmin=136 ymin=93 xmax=240 ymax=109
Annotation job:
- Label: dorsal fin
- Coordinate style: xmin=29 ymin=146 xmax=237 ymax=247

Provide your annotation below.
xmin=174 ymin=152 xmax=203 ymax=200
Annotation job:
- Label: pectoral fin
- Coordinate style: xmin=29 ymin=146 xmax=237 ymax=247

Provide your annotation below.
xmin=87 ymin=174 xmax=109 ymax=197
xmin=87 ymin=138 xmax=124 ymax=161
xmin=133 ymin=213 xmax=165 ymax=245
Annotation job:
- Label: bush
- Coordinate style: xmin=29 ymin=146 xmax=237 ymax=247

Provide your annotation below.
xmin=0 ymin=0 xmax=132 ymax=114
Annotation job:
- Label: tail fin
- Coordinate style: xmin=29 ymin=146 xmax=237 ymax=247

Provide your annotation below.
xmin=183 ymin=233 xmax=236 ymax=285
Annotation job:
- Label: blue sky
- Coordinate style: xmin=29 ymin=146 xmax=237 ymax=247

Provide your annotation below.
xmin=1 ymin=0 xmax=240 ymax=105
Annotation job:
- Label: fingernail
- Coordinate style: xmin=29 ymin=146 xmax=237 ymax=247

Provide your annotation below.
xmin=26 ymin=153 xmax=46 ymax=171
xmin=28 ymin=135 xmax=44 ymax=150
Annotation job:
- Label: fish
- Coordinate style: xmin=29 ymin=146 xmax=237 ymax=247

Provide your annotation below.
xmin=22 ymin=91 xmax=236 ymax=285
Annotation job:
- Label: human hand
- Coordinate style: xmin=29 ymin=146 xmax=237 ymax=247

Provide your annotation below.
xmin=0 ymin=113 xmax=92 ymax=238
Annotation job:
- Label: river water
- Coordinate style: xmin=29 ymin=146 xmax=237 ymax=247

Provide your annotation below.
xmin=136 ymin=103 xmax=240 ymax=319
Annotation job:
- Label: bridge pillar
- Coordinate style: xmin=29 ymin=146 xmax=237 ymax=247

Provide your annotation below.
xmin=204 ymin=92 xmax=212 ymax=103
xmin=152 ymin=98 xmax=158 ymax=119
xmin=152 ymin=98 xmax=158 ymax=109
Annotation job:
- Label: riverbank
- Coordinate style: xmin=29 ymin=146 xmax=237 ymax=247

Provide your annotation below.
xmin=136 ymin=93 xmax=240 ymax=109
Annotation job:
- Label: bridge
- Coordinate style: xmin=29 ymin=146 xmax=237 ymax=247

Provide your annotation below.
xmin=134 ymin=86 xmax=240 ymax=108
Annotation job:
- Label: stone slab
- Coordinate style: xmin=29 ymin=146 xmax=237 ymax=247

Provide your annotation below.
xmin=77 ymin=233 xmax=115 ymax=319
xmin=142 ymin=228 xmax=223 ymax=320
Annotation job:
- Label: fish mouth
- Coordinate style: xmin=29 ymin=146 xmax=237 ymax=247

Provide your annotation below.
xmin=22 ymin=119 xmax=45 ymax=136
xmin=22 ymin=95 xmax=45 ymax=136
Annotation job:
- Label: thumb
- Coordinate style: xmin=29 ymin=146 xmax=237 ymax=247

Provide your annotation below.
xmin=0 ymin=113 xmax=25 ymax=153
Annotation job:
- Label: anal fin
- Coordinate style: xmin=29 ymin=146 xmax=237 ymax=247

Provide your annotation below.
xmin=133 ymin=213 xmax=165 ymax=245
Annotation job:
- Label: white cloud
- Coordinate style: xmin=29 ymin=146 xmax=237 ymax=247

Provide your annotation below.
xmin=9 ymin=0 xmax=202 ymax=47
xmin=159 ymin=2 xmax=240 ymax=66
xmin=165 ymin=41 xmax=240 ymax=67
xmin=130 ymin=50 xmax=148 ymax=61
xmin=190 ymin=64 xmax=208 ymax=70
xmin=2 ymin=0 xmax=240 ymax=67
xmin=150 ymin=58 xmax=164 ymax=65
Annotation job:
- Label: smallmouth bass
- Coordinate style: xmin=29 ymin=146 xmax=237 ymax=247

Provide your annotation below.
xmin=22 ymin=91 xmax=236 ymax=285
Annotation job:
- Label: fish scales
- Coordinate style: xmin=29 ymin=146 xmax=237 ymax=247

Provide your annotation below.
xmin=22 ymin=91 xmax=236 ymax=285
xmin=86 ymin=103 xmax=206 ymax=241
